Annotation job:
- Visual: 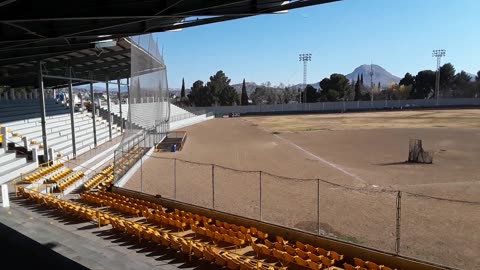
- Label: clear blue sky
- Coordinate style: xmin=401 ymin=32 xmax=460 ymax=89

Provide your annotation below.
xmin=154 ymin=0 xmax=480 ymax=89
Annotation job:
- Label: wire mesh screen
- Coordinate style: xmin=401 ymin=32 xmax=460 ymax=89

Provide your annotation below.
xmin=114 ymin=33 xmax=169 ymax=183
xmin=128 ymin=34 xmax=169 ymax=135
xmin=319 ymin=184 xmax=397 ymax=252
xmin=401 ymin=193 xmax=480 ymax=270
xmin=261 ymin=173 xmax=318 ymax=233
xmin=175 ymin=159 xmax=213 ymax=208
xmin=213 ymin=166 xmax=260 ymax=219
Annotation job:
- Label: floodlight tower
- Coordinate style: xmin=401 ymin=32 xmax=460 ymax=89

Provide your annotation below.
xmin=432 ymin=49 xmax=446 ymax=105
xmin=299 ymin=53 xmax=312 ymax=103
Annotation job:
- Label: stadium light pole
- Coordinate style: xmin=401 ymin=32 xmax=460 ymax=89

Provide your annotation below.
xmin=432 ymin=49 xmax=446 ymax=106
xmin=299 ymin=53 xmax=312 ymax=104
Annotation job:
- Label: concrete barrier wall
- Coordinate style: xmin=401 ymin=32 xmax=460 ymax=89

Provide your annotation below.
xmin=192 ymin=98 xmax=480 ymax=116
xmin=112 ymin=186 xmax=452 ymax=270
xmin=169 ymin=114 xmax=209 ymax=131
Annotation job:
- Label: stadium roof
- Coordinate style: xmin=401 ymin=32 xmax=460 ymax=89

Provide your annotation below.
xmin=0 ymin=0 xmax=339 ymax=88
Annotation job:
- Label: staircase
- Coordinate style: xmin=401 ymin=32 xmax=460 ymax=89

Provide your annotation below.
xmin=5 ymin=112 xmax=120 ymax=159
xmin=0 ymin=148 xmax=37 ymax=185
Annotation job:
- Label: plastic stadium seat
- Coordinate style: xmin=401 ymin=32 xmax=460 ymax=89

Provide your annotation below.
xmin=320 ymin=256 xmax=335 ymax=268
xmin=308 ymin=252 xmax=321 ymax=263
xmin=296 ymin=240 xmax=306 ymax=250
xmin=354 ymin=257 xmax=367 ymax=267
xmin=274 ymin=242 xmax=285 ymax=251
xmin=305 ymin=244 xmax=318 ymax=254
xmin=251 ymin=242 xmax=262 ymax=258
xmin=294 ymin=256 xmax=310 ymax=268
xmin=264 ymin=239 xmax=274 ymax=249
xmin=366 ymin=261 xmax=381 ymax=270
xmin=296 ymin=248 xmax=309 ymax=260
xmin=276 ymin=235 xmax=288 ymax=245
xmin=307 ymin=260 xmax=323 ymax=270
xmin=317 ymin=247 xmax=329 ymax=257
xmin=285 ymin=245 xmax=297 ymax=256
xmin=283 ymin=253 xmax=297 ymax=266
xmin=329 ymin=250 xmax=344 ymax=261
xmin=257 ymin=230 xmax=268 ymax=240
xmin=261 ymin=246 xmax=271 ymax=257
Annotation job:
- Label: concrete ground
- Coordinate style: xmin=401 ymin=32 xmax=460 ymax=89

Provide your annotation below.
xmin=0 ymin=195 xmax=219 ymax=270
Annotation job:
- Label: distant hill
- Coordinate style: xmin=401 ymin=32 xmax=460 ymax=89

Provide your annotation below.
xmin=231 ymin=82 xmax=258 ymax=95
xmin=346 ymin=64 xmax=400 ymax=88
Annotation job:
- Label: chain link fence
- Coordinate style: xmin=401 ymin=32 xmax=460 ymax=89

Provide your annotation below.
xmin=127 ymin=155 xmax=480 ymax=270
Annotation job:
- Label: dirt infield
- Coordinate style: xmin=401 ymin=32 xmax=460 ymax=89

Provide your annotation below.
xmin=124 ymin=109 xmax=480 ymax=270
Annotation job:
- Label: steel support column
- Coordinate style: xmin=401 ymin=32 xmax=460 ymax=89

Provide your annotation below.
xmin=106 ymin=76 xmax=112 ymax=140
xmin=89 ymin=76 xmax=97 ymax=148
xmin=38 ymin=62 xmax=49 ymax=162
xmin=68 ymin=67 xmax=77 ymax=159
xmin=117 ymin=76 xmax=123 ymax=133
xmin=127 ymin=77 xmax=131 ymax=130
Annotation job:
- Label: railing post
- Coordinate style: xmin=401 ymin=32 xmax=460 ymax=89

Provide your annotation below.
xmin=395 ymin=191 xmax=402 ymax=254
xmin=140 ymin=156 xmax=143 ymax=193
xmin=212 ymin=164 xmax=215 ymax=209
xmin=174 ymin=158 xmax=177 ymax=200
xmin=317 ymin=179 xmax=320 ymax=235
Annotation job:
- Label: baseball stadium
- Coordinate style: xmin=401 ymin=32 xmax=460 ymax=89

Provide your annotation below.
xmin=0 ymin=1 xmax=478 ymax=270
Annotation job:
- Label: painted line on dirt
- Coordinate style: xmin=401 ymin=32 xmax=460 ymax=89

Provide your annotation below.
xmin=273 ymin=134 xmax=367 ymax=185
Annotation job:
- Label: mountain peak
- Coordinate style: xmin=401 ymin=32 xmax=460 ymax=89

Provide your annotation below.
xmin=346 ymin=64 xmax=400 ymax=87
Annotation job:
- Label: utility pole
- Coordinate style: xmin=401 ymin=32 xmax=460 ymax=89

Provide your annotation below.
xmin=299 ymin=53 xmax=312 ymax=104
xmin=432 ymin=49 xmax=446 ymax=106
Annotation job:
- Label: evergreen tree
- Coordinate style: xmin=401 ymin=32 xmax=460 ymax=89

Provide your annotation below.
xmin=241 ymin=79 xmax=249 ymax=106
xmin=180 ymin=78 xmax=186 ymax=98
xmin=360 ymin=74 xmax=364 ymax=85
xmin=377 ymin=82 xmax=381 ymax=90
xmin=354 ymin=80 xmax=361 ymax=101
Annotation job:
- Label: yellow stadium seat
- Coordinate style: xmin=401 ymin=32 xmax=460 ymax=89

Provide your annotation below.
xmin=308 ymin=252 xmax=321 ymax=263
xmin=354 ymin=258 xmax=367 ymax=267
xmin=308 ymin=260 xmax=323 ymax=270
xmin=366 ymin=261 xmax=381 ymax=270
xmin=294 ymin=256 xmax=310 ymax=268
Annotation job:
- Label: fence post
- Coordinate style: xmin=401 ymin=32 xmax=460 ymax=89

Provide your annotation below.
xmin=259 ymin=171 xmax=262 ymax=221
xmin=395 ymin=191 xmax=402 ymax=254
xmin=317 ymin=179 xmax=320 ymax=235
xmin=140 ymin=156 xmax=143 ymax=193
xmin=174 ymin=158 xmax=177 ymax=200
xmin=212 ymin=164 xmax=215 ymax=209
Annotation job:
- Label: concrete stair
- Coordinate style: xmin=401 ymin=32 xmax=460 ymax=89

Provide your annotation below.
xmin=0 ymin=148 xmax=38 ymax=185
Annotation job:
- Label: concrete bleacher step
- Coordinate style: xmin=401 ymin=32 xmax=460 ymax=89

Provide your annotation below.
xmin=60 ymin=129 xmax=119 ymax=159
xmin=12 ymin=118 xmax=94 ymax=142
xmin=0 ymin=158 xmax=37 ymax=185
xmin=55 ymin=124 xmax=114 ymax=149
xmin=0 ymin=151 xmax=16 ymax=163
xmin=0 ymin=155 xmax=28 ymax=170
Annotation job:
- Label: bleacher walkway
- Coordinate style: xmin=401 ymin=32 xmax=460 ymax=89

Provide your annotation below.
xmin=0 ymin=198 xmax=191 ymax=270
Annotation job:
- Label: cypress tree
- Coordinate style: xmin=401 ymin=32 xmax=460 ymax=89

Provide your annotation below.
xmin=241 ymin=79 xmax=249 ymax=106
xmin=180 ymin=78 xmax=186 ymax=98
